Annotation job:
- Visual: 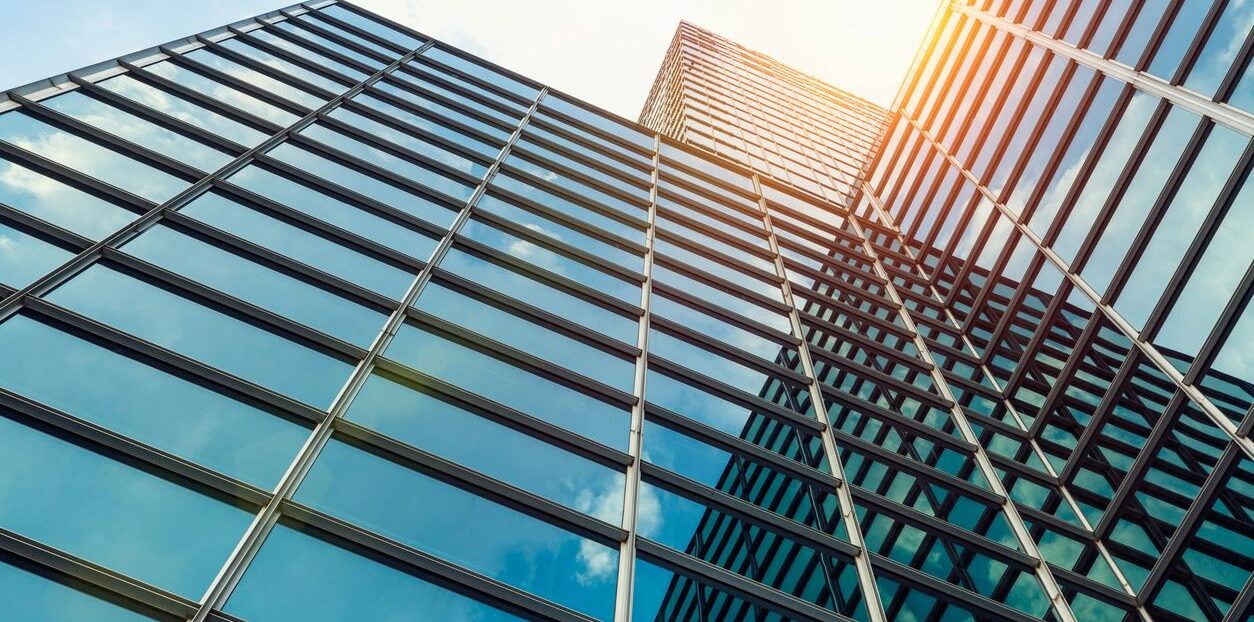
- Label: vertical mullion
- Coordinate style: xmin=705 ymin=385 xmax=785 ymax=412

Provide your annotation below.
xmin=612 ymin=133 xmax=659 ymax=622
xmin=756 ymin=174 xmax=889 ymax=622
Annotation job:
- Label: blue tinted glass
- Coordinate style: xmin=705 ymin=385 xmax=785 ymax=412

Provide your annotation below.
xmin=1115 ymin=127 xmax=1248 ymax=329
xmin=650 ymin=329 xmax=785 ymax=398
xmin=652 ymin=264 xmax=792 ymax=333
xmin=122 ymin=223 xmax=388 ymax=346
xmin=385 ymin=322 xmax=628 ymax=450
xmin=1147 ymin=0 xmax=1214 ymax=79
xmin=416 ymin=281 xmax=635 ymax=390
xmin=295 ymin=439 xmax=618 ymax=619
xmin=362 ymin=84 xmax=510 ymax=144
xmin=656 ymin=215 xmax=775 ymax=272
xmin=181 ymin=190 xmax=417 ymax=298
xmin=47 ymin=264 xmax=354 ymax=408
xmin=299 ymin=123 xmax=482 ymax=197
xmin=439 ymin=246 xmax=639 ymax=343
xmin=184 ymin=48 xmax=324 ymax=110
xmin=653 ymin=238 xmax=782 ymax=300
xmin=274 ymin=19 xmax=387 ymax=70
xmin=459 ymin=218 xmax=642 ymax=303
xmin=477 ymin=192 xmax=644 ymax=271
xmin=386 ymin=68 xmax=521 ymax=127
xmin=1081 ymin=105 xmax=1199 ymax=293
xmin=0 ymin=313 xmax=307 ymax=486
xmin=96 ymin=74 xmax=269 ymax=147
xmin=1002 ymin=64 xmax=1094 ymax=212
xmin=0 ymin=220 xmax=71 ymax=288
xmin=0 ymin=412 xmax=251 ymax=598
xmin=1115 ymin=0 xmax=1170 ymax=67
xmin=1154 ymin=178 xmax=1253 ymax=371
xmin=217 ymin=37 xmax=346 ymax=95
xmin=318 ymin=4 xmax=424 ymax=51
xmin=226 ymin=165 xmax=440 ymax=261
xmin=302 ymin=11 xmax=399 ymax=59
xmin=422 ymin=47 xmax=538 ymax=101
xmin=508 ymin=155 xmax=646 ymax=221
xmin=1050 ymin=91 xmax=1159 ymax=262
xmin=0 ymin=155 xmax=136 ymax=239
xmin=325 ymin=106 xmax=492 ymax=175
xmin=346 ymin=371 xmax=625 ymax=516
xmin=1026 ymin=77 xmax=1122 ymax=233
xmin=632 ymin=558 xmax=766 ymax=621
xmin=0 ymin=110 xmax=188 ymax=203
xmin=651 ymin=293 xmax=790 ymax=361
xmin=268 ymin=143 xmax=461 ymax=228
xmin=0 ymin=560 xmax=155 ymax=621
xmin=349 ymin=92 xmax=502 ymax=157
xmin=661 ymin=142 xmax=753 ymax=192
xmin=647 ymin=368 xmax=791 ymax=438
xmin=1230 ymin=58 xmax=1254 ymax=112
xmin=516 ymin=137 xmax=648 ymax=200
xmin=526 ymin=122 xmax=652 ymax=185
xmin=144 ymin=59 xmax=299 ymax=126
xmin=1183 ymin=1 xmax=1254 ymax=97
xmin=226 ymin=524 xmax=522 ymax=622
xmin=246 ymin=29 xmax=368 ymax=82
xmin=542 ymin=95 xmax=653 ymax=151
xmin=533 ymin=111 xmax=653 ymax=170
xmin=491 ymin=172 xmax=646 ymax=243
xmin=43 ymin=90 xmax=232 ymax=172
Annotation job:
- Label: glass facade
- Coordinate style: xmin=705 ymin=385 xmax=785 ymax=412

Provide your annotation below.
xmin=0 ymin=1 xmax=1249 ymax=622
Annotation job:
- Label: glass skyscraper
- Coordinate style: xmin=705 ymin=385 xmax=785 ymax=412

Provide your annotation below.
xmin=0 ymin=1 xmax=1249 ymax=621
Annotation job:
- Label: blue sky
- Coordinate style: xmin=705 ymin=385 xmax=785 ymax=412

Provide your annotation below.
xmin=2 ymin=0 xmax=938 ymax=117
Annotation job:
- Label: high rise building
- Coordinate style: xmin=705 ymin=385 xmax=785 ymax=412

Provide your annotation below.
xmin=0 ymin=2 xmax=1249 ymax=622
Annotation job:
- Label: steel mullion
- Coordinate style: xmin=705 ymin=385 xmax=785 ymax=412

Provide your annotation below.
xmin=843 ymin=208 xmax=1081 ymax=622
xmin=898 ymin=113 xmax=1254 ymax=460
xmin=753 ymin=172 xmax=889 ymax=622
xmin=276 ymin=500 xmax=598 ymax=622
xmin=954 ymin=2 xmax=1254 ymax=137
xmin=9 ymin=93 xmax=207 ymax=182
xmin=190 ymin=78 xmax=544 ymax=621
xmin=195 ymin=35 xmax=341 ymax=101
xmin=0 ymin=528 xmax=197 ymax=620
xmin=369 ymin=358 xmax=632 ymax=471
xmin=65 ymin=76 xmax=249 ymax=156
xmin=117 ymin=59 xmax=286 ymax=135
xmin=0 ymin=203 xmax=93 ymax=253
xmin=255 ymin=17 xmax=378 ymax=76
xmin=165 ymin=48 xmax=314 ymax=117
xmin=332 ymin=418 xmax=627 ymax=544
xmin=209 ymin=178 xmax=432 ymax=272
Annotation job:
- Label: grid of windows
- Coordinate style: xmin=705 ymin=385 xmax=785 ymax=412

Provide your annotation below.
xmin=1 ymin=1 xmax=1251 ymax=621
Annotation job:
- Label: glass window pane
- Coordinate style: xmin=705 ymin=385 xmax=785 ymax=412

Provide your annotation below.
xmin=0 ymin=559 xmax=156 ymax=622
xmin=0 ymin=155 xmax=136 ymax=239
xmin=0 ymin=313 xmax=307 ymax=487
xmin=533 ymin=111 xmax=653 ymax=170
xmin=42 ymin=90 xmax=233 ymax=172
xmin=1147 ymin=0 xmax=1213 ymax=80
xmin=96 ymin=73 xmax=268 ymax=147
xmin=422 ymin=47 xmax=538 ymax=101
xmin=477 ymin=192 xmax=643 ymax=272
xmin=1153 ymin=176 xmax=1253 ymax=371
xmin=122 ymin=223 xmax=388 ymax=347
xmin=295 ymin=438 xmax=618 ymax=619
xmin=385 ymin=322 xmax=628 ymax=450
xmin=460 ymin=218 xmax=641 ymax=303
xmin=1182 ymin=0 xmax=1254 ymax=97
xmin=0 ymin=110 xmax=188 ymax=203
xmin=226 ymin=164 xmax=439 ymax=261
xmin=217 ymin=37 xmax=346 ymax=95
xmin=508 ymin=155 xmax=646 ymax=221
xmin=303 ymin=11 xmax=399 ymax=59
xmin=491 ymin=172 xmax=645 ymax=244
xmin=0 ymin=220 xmax=72 ymax=289
xmin=246 ymin=29 xmax=368 ymax=82
xmin=652 ymin=264 xmax=792 ymax=333
xmin=267 ymin=142 xmax=460 ymax=229
xmin=299 ymin=123 xmax=482 ymax=198
xmin=1115 ymin=127 xmax=1248 ymax=329
xmin=184 ymin=48 xmax=324 ymax=110
xmin=180 ymin=189 xmax=417 ymax=298
xmin=274 ymin=19 xmax=386 ymax=70
xmin=46 ymin=264 xmax=354 ymax=408
xmin=415 ymin=281 xmax=635 ymax=390
xmin=0 ymin=411 xmax=252 ymax=599
xmin=386 ymin=68 xmax=521 ymax=127
xmin=541 ymin=95 xmax=653 ymax=151
xmin=516 ymin=137 xmax=648 ymax=201
xmin=526 ymin=121 xmax=652 ymax=185
xmin=318 ymin=4 xmax=424 ymax=51
xmin=350 ymin=91 xmax=503 ymax=157
xmin=326 ymin=105 xmax=492 ymax=173
xmin=652 ymin=293 xmax=790 ymax=362
xmin=439 ymin=246 xmax=638 ymax=343
xmin=143 ymin=59 xmax=299 ymax=127
xmin=226 ymin=524 xmax=524 ymax=622
xmin=346 ymin=371 xmax=623 ymax=516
